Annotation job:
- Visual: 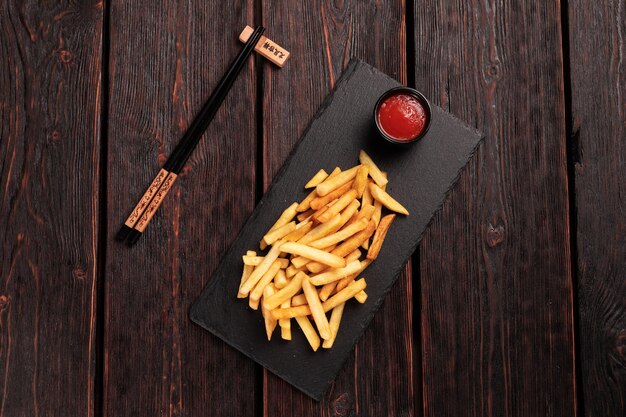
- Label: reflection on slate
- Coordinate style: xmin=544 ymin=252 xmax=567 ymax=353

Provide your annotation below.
xmin=190 ymin=59 xmax=484 ymax=400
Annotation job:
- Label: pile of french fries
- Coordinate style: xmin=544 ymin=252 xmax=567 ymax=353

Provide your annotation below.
xmin=237 ymin=150 xmax=409 ymax=351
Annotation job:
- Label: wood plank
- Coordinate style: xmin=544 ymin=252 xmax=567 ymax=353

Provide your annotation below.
xmin=568 ymin=0 xmax=626 ymax=415
xmin=261 ymin=0 xmax=414 ymax=413
xmin=104 ymin=1 xmax=257 ymax=416
xmin=414 ymin=1 xmax=576 ymax=416
xmin=0 ymin=1 xmax=102 ymax=416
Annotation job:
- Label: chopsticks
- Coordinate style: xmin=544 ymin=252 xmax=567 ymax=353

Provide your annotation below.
xmin=116 ymin=26 xmax=266 ymax=246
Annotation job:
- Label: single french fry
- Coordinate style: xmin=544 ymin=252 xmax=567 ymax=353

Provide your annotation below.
xmin=317 ymin=190 xmax=358 ymax=223
xmin=240 ymin=242 xmax=284 ymax=295
xmin=305 ymin=169 xmax=329 ymax=189
xmin=318 ymin=282 xmax=337 ymax=302
xmin=290 ymin=293 xmax=308 ymax=306
xmin=354 ymin=290 xmax=368 ymax=303
xmin=249 ymin=297 xmax=259 ymax=309
xmin=309 ymin=217 xmax=369 ymax=249
xmin=344 ymin=248 xmax=362 ymax=263
xmin=310 ymin=181 xmax=354 ymax=210
xmin=336 ymin=259 xmax=372 ymax=291
xmin=299 ymin=214 xmax=342 ymax=244
xmin=262 ymin=285 xmax=278 ymax=340
xmin=283 ymin=221 xmax=312 ymax=242
xmin=263 ymin=221 xmax=296 ymax=246
xmin=280 ymin=242 xmax=346 ymax=268
xmin=359 ymin=150 xmax=388 ymax=187
xmin=353 ymin=165 xmax=369 ymax=198
xmin=296 ymin=208 xmax=315 ymax=222
xmin=237 ymin=263 xmax=255 ymax=298
xmin=285 ymin=264 xmax=300 ymax=278
xmin=274 ymin=269 xmax=288 ymax=289
xmin=334 ymin=199 xmax=361 ymax=232
xmin=263 ymin=271 xmax=306 ymax=310
xmin=306 ymin=221 xmax=376 ymax=273
xmin=296 ymin=189 xmax=317 ymax=212
xmin=369 ymin=183 xmax=409 ymax=215
xmin=279 ymin=298 xmax=292 ymax=340
xmin=243 ymin=256 xmax=289 ymax=268
xmin=260 ymin=202 xmax=298 ymax=249
xmin=362 ymin=180 xmax=373 ymax=207
xmin=315 ymin=165 xmax=361 ymax=196
xmin=322 ymin=279 xmax=367 ymax=311
xmin=302 ymin=278 xmax=331 ymax=340
xmin=250 ymin=259 xmax=283 ymax=301
xmin=322 ymin=303 xmax=345 ymax=348
xmin=310 ymin=260 xmax=363 ymax=285
xmin=290 ymin=255 xmax=312 ymax=269
xmin=367 ymin=214 xmax=396 ymax=260
xmin=295 ymin=316 xmax=321 ymax=351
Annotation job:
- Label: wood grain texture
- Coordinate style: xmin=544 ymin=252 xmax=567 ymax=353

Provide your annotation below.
xmin=0 ymin=0 xmax=102 ymax=416
xmin=414 ymin=1 xmax=576 ymax=416
xmin=104 ymin=1 xmax=257 ymax=416
xmin=568 ymin=0 xmax=626 ymax=415
xmin=261 ymin=0 xmax=414 ymax=414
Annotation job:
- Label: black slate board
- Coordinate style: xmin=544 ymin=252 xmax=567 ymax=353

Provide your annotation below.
xmin=190 ymin=59 xmax=483 ymax=400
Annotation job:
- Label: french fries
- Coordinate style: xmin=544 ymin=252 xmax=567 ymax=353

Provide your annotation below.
xmin=236 ymin=151 xmax=407 ymax=350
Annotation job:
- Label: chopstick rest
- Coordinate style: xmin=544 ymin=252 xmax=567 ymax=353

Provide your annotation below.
xmin=116 ymin=26 xmax=289 ymax=246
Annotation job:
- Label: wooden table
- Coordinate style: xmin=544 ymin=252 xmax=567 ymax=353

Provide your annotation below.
xmin=1 ymin=1 xmax=624 ymax=416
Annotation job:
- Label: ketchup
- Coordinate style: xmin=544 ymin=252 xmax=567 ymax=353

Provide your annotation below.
xmin=376 ymin=93 xmax=427 ymax=141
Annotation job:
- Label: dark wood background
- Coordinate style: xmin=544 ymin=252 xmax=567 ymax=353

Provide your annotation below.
xmin=0 ymin=0 xmax=624 ymax=416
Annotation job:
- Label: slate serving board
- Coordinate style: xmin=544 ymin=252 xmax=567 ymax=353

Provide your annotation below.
xmin=190 ymin=59 xmax=483 ymax=400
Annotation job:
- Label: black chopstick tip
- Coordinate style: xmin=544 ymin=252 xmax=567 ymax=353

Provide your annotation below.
xmin=126 ymin=229 xmax=142 ymax=247
xmin=115 ymin=224 xmax=133 ymax=242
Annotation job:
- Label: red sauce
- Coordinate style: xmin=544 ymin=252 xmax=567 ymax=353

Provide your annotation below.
xmin=376 ymin=93 xmax=427 ymax=141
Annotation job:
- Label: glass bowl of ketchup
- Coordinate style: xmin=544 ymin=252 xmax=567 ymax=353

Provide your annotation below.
xmin=374 ymin=87 xmax=431 ymax=144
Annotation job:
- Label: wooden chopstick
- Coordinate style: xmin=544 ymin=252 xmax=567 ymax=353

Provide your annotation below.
xmin=116 ymin=26 xmax=266 ymax=246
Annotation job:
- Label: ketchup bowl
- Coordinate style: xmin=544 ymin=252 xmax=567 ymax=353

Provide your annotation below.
xmin=374 ymin=87 xmax=431 ymax=144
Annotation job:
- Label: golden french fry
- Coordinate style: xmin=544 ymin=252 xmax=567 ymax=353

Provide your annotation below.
xmin=311 ymin=205 xmax=330 ymax=223
xmin=306 ymin=221 xmax=376 ymax=273
xmin=239 ymin=242 xmax=284 ymax=295
xmin=263 ymin=271 xmax=306 ymax=310
xmin=362 ymin=180 xmax=373 ymax=206
xmin=334 ymin=199 xmax=361 ymax=231
xmin=290 ymin=293 xmax=307 ymax=306
xmin=317 ymin=190 xmax=358 ymax=223
xmin=263 ymin=221 xmax=296 ymax=246
xmin=359 ymin=150 xmax=388 ymax=187
xmin=302 ymin=278 xmax=331 ymax=340
xmin=367 ymin=214 xmax=396 ymax=260
xmin=309 ymin=217 xmax=369 ymax=249
xmin=250 ymin=259 xmax=283 ymax=302
xmin=285 ymin=265 xmax=300 ymax=278
xmin=310 ymin=180 xmax=354 ymax=210
xmin=290 ymin=255 xmax=312 ymax=269
xmin=274 ymin=268 xmax=288 ymax=289
xmin=279 ymin=298 xmax=291 ymax=340
xmin=309 ymin=260 xmax=363 ymax=286
xmin=237 ymin=262 xmax=255 ymax=298
xmin=318 ymin=282 xmax=337 ymax=301
xmin=322 ymin=278 xmax=367 ymax=311
xmin=283 ymin=221 xmax=312 ymax=242
xmin=322 ymin=303 xmax=345 ymax=348
xmin=298 ymin=214 xmax=342 ymax=244
xmin=249 ymin=297 xmax=259 ymax=310
xmin=315 ymin=165 xmax=361 ymax=196
xmin=280 ymin=242 xmax=346 ymax=268
xmin=305 ymin=169 xmax=329 ymax=189
xmin=353 ymin=165 xmax=369 ymax=198
xmin=354 ymin=290 xmax=368 ymax=303
xmin=296 ymin=189 xmax=317 ymax=212
xmin=243 ymin=256 xmax=289 ymax=268
xmin=260 ymin=203 xmax=298 ymax=249
xmin=336 ymin=259 xmax=372 ymax=291
xmin=296 ymin=208 xmax=315 ymax=222
xmin=369 ymin=183 xmax=409 ymax=215
xmin=295 ymin=316 xmax=320 ymax=351
xmin=262 ymin=285 xmax=278 ymax=340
